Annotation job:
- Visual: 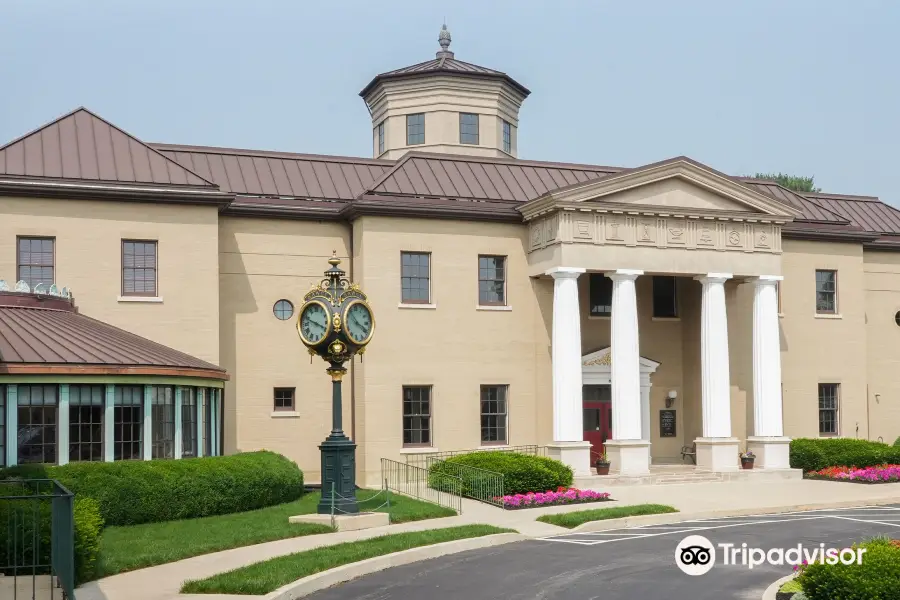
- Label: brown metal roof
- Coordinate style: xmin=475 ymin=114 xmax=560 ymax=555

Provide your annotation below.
xmin=740 ymin=180 xmax=848 ymax=223
xmin=0 ymin=292 xmax=226 ymax=378
xmin=360 ymin=56 xmax=529 ymax=98
xmin=154 ymin=144 xmax=392 ymax=201
xmin=367 ymin=152 xmax=618 ymax=202
xmin=0 ymin=108 xmax=215 ymax=188
xmin=803 ymin=193 xmax=900 ymax=234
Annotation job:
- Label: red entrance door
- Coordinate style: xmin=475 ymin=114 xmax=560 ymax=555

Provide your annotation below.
xmin=583 ymin=384 xmax=612 ymax=461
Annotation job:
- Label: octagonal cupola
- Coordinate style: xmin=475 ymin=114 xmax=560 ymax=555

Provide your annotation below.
xmin=360 ymin=25 xmax=530 ymax=160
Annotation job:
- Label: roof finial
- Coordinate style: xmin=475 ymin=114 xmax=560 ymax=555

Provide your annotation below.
xmin=437 ymin=23 xmax=453 ymax=59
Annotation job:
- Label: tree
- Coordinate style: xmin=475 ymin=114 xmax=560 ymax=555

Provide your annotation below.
xmin=751 ymin=172 xmax=821 ymax=193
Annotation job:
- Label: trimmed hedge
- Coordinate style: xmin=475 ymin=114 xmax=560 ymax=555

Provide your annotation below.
xmin=0 ymin=485 xmax=103 ymax=585
xmin=0 ymin=451 xmax=303 ymax=526
xmin=430 ymin=452 xmax=573 ymax=496
xmin=797 ymin=538 xmax=900 ymax=600
xmin=894 ymin=436 xmax=900 ymax=448
xmin=790 ymin=438 xmax=900 ymax=472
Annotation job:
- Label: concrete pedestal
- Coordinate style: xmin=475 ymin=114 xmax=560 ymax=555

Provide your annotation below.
xmin=746 ymin=436 xmax=792 ymax=470
xmin=289 ymin=511 xmax=389 ymax=531
xmin=546 ymin=441 xmax=593 ymax=477
xmin=695 ymin=437 xmax=740 ymax=472
xmin=605 ymin=439 xmax=651 ymax=476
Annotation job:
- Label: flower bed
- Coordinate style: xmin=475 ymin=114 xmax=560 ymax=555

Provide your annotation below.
xmin=496 ymin=487 xmax=611 ymax=509
xmin=807 ymin=464 xmax=900 ymax=483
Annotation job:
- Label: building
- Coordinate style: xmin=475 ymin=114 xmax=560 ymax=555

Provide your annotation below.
xmin=2 ymin=27 xmax=899 ymax=484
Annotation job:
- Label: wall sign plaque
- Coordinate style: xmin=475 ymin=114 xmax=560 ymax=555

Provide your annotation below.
xmin=660 ymin=409 xmax=677 ymax=437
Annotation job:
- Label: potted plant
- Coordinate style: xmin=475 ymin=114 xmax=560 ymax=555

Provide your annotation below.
xmin=740 ymin=450 xmax=756 ymax=470
xmin=595 ymin=453 xmax=611 ymax=475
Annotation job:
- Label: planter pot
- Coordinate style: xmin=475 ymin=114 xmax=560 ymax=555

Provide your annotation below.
xmin=741 ymin=458 xmax=755 ymax=470
xmin=596 ymin=463 xmax=610 ymax=476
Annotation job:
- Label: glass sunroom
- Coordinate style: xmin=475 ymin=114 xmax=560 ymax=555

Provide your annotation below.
xmin=0 ymin=287 xmax=228 ymax=467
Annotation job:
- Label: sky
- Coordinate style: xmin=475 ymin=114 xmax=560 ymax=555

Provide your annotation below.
xmin=1 ymin=1 xmax=897 ymax=204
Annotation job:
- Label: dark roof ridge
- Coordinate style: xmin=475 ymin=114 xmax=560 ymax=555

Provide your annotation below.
xmin=150 ymin=143 xmax=395 ymax=166
xmin=393 ymin=150 xmax=622 ymax=172
xmin=804 ymin=191 xmax=881 ymax=202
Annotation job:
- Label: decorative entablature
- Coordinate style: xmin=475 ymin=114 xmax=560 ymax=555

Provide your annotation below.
xmin=518 ymin=157 xmax=799 ymax=256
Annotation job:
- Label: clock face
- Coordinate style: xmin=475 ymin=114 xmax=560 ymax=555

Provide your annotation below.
xmin=298 ymin=302 xmax=329 ymax=344
xmin=344 ymin=301 xmax=374 ymax=344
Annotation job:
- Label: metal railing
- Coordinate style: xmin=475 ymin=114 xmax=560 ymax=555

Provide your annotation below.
xmin=425 ymin=457 xmax=505 ymax=507
xmin=403 ymin=445 xmax=545 ymax=469
xmin=380 ymin=458 xmax=464 ymax=514
xmin=1 ymin=479 xmax=76 ymax=600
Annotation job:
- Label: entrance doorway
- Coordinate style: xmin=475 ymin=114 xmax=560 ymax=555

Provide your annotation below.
xmin=583 ymin=384 xmax=612 ymax=461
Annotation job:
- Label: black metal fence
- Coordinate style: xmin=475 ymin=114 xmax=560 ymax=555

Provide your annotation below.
xmin=425 ymin=457 xmax=505 ymax=507
xmin=380 ymin=458 xmax=463 ymax=514
xmin=1 ymin=479 xmax=76 ymax=600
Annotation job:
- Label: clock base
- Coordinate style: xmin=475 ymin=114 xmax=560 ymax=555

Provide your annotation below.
xmin=317 ymin=434 xmax=359 ymax=515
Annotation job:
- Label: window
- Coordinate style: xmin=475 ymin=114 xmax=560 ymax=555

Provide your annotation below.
xmin=459 ymin=113 xmax=479 ymax=145
xmin=203 ymin=389 xmax=213 ymax=457
xmin=114 ymin=385 xmax=143 ymax=460
xmin=0 ymin=386 xmax=5 ymax=466
xmin=17 ymin=237 xmax=55 ymax=289
xmin=150 ymin=386 xmax=175 ymax=459
xmin=895 ymin=311 xmax=900 ymax=327
xmin=69 ymin=385 xmax=104 ymax=462
xmin=402 ymin=386 xmax=431 ymax=446
xmin=589 ymin=274 xmax=612 ymax=317
xmin=480 ymin=385 xmax=508 ymax=445
xmin=815 ymin=270 xmax=837 ymax=314
xmin=502 ymin=120 xmax=512 ymax=154
xmin=17 ymin=385 xmax=58 ymax=464
xmin=478 ymin=255 xmax=507 ymax=306
xmin=652 ymin=276 xmax=678 ymax=318
xmin=401 ymin=252 xmax=431 ymax=303
xmin=406 ymin=113 xmax=425 ymax=145
xmin=122 ymin=240 xmax=158 ymax=296
xmin=181 ymin=387 xmax=198 ymax=458
xmin=377 ymin=121 xmax=385 ymax=155
xmin=274 ymin=387 xmax=295 ymax=411
xmin=818 ymin=383 xmax=839 ymax=436
xmin=273 ymin=299 xmax=294 ymax=321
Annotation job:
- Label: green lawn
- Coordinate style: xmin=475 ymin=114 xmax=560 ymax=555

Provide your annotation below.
xmin=536 ymin=504 xmax=678 ymax=528
xmin=779 ymin=578 xmax=802 ymax=594
xmin=181 ymin=524 xmax=514 ymax=595
xmin=96 ymin=490 xmax=455 ymax=578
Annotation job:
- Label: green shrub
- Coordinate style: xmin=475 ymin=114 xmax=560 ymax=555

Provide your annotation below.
xmin=429 ymin=452 xmax=573 ymax=496
xmin=0 ymin=451 xmax=303 ymax=526
xmin=73 ymin=497 xmax=103 ymax=584
xmin=798 ymin=538 xmax=900 ymax=600
xmin=790 ymin=438 xmax=900 ymax=472
xmin=894 ymin=436 xmax=900 ymax=448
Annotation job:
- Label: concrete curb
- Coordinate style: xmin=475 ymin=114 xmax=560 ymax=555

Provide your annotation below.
xmin=265 ymin=533 xmax=524 ymax=600
xmin=762 ymin=574 xmax=796 ymax=600
xmin=569 ymin=497 xmax=900 ymax=533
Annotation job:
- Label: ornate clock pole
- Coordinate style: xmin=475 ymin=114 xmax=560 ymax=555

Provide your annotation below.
xmin=297 ymin=253 xmax=375 ymax=515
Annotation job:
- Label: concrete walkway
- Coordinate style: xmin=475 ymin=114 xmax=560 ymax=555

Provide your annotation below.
xmin=75 ymin=479 xmax=900 ymax=600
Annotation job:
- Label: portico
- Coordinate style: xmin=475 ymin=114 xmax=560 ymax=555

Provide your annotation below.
xmin=522 ymin=158 xmax=800 ymax=477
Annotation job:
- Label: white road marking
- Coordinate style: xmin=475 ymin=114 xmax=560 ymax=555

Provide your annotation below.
xmin=831 ymin=516 xmax=900 ymax=528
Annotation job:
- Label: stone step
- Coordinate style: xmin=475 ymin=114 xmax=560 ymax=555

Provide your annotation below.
xmin=653 ymin=474 xmax=724 ymax=485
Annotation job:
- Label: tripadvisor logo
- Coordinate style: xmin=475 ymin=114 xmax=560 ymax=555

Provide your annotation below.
xmin=675 ymin=535 xmax=867 ymax=575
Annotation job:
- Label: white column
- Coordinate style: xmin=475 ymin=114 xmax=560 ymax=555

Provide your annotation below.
xmin=58 ymin=384 xmax=70 ymax=466
xmin=544 ymin=267 xmax=592 ymax=477
xmin=605 ymin=269 xmax=650 ymax=476
xmin=747 ymin=275 xmax=792 ymax=469
xmin=694 ymin=273 xmax=739 ymax=472
xmin=104 ymin=385 xmax=115 ymax=462
xmin=174 ymin=387 xmax=183 ymax=459
xmin=640 ymin=381 xmax=652 ymax=442
xmin=196 ymin=389 xmax=204 ymax=458
xmin=6 ymin=385 xmax=17 ymax=467
xmin=143 ymin=386 xmax=153 ymax=461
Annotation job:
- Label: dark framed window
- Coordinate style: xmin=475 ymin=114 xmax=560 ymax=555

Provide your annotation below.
xmin=652 ymin=276 xmax=678 ymax=318
xmin=589 ymin=274 xmax=612 ymax=317
xmin=401 ymin=252 xmax=431 ymax=303
xmin=150 ymin=386 xmax=175 ymax=459
xmin=181 ymin=387 xmax=198 ymax=458
xmin=478 ymin=255 xmax=506 ymax=306
xmin=114 ymin=385 xmax=143 ymax=461
xmin=377 ymin=121 xmax=385 ymax=155
xmin=406 ymin=113 xmax=425 ymax=145
xmin=69 ymin=385 xmax=104 ymax=462
xmin=459 ymin=113 xmax=479 ymax=145
xmin=274 ymin=387 xmax=295 ymax=411
xmin=480 ymin=385 xmax=508 ymax=445
xmin=818 ymin=383 xmax=839 ymax=436
xmin=17 ymin=237 xmax=55 ymax=289
xmin=402 ymin=386 xmax=431 ymax=446
xmin=273 ymin=299 xmax=294 ymax=321
xmin=815 ymin=270 xmax=837 ymax=314
xmin=122 ymin=240 xmax=158 ymax=296
xmin=17 ymin=385 xmax=58 ymax=464
xmin=502 ymin=120 xmax=512 ymax=153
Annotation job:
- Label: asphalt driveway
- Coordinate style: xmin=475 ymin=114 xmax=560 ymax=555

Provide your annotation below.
xmin=307 ymin=505 xmax=900 ymax=600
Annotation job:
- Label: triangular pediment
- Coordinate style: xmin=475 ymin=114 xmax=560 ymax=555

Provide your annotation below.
xmin=582 ymin=348 xmax=660 ymax=372
xmin=520 ymin=157 xmax=801 ymax=222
